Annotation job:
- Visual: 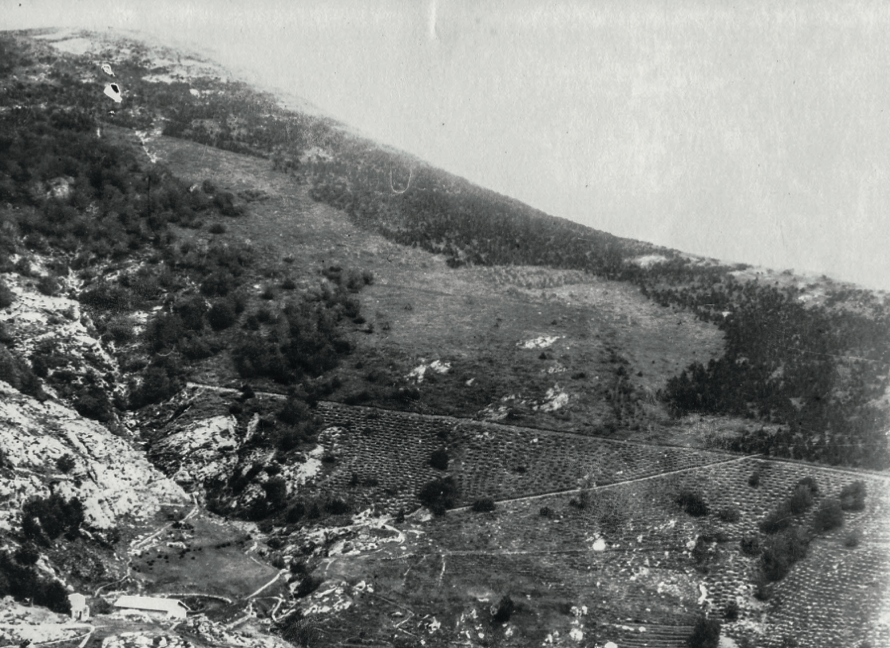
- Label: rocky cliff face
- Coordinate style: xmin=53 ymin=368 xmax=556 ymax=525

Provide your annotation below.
xmin=0 ymin=381 xmax=187 ymax=533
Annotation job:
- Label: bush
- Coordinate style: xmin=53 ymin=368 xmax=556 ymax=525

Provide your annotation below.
xmin=55 ymin=454 xmax=76 ymax=473
xmin=0 ymin=279 xmax=13 ymax=308
xmin=786 ymin=485 xmax=814 ymax=515
xmin=796 ymin=476 xmax=819 ymax=496
xmin=760 ymin=526 xmax=810 ymax=582
xmin=812 ymin=497 xmax=844 ymax=533
xmin=675 ymin=488 xmax=709 ymax=517
xmin=740 ymin=534 xmax=761 ymax=556
xmin=22 ymin=493 xmax=84 ymax=542
xmin=717 ymin=506 xmax=740 ymax=523
xmin=840 ymin=481 xmax=867 ymax=511
xmin=844 ymin=529 xmax=862 ymax=548
xmin=539 ymin=506 xmax=554 ymax=518
xmin=208 ymin=298 xmax=237 ymax=330
xmin=294 ymin=574 xmax=323 ymax=598
xmin=748 ymin=471 xmax=761 ymax=487
xmin=686 ymin=616 xmax=721 ymax=648
xmin=429 ymin=448 xmax=449 ymax=470
xmin=723 ymin=600 xmax=739 ymax=621
xmin=417 ymin=476 xmax=458 ymax=515
xmin=262 ymin=476 xmax=288 ymax=510
xmin=36 ymin=274 xmax=60 ymax=296
xmin=209 ymin=223 xmax=226 ymax=234
xmin=491 ymin=595 xmax=514 ymax=623
xmin=471 ymin=498 xmax=496 ymax=513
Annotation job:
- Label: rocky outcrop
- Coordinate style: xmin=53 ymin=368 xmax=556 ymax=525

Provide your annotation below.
xmin=0 ymin=381 xmax=187 ymax=531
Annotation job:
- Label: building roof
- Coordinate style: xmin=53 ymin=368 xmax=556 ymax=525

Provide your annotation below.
xmin=113 ymin=596 xmax=189 ymax=613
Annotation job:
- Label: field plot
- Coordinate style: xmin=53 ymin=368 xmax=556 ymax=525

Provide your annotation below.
xmin=130 ymin=513 xmax=280 ymax=604
xmin=315 ymin=402 xmax=737 ymax=509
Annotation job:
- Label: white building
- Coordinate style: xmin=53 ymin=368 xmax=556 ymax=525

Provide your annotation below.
xmin=68 ymin=593 xmax=89 ymax=621
xmin=113 ymin=596 xmax=190 ymax=620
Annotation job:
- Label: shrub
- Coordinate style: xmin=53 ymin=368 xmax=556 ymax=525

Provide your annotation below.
xmin=740 ymin=534 xmax=761 ymax=556
xmin=686 ymin=616 xmax=721 ymax=648
xmin=786 ymin=485 xmax=814 ymax=515
xmin=13 ymin=544 xmax=39 ymax=566
xmin=539 ymin=506 xmax=554 ymax=518
xmin=717 ymin=506 xmax=741 ymax=523
xmin=812 ymin=497 xmax=844 ymax=533
xmin=55 ymin=454 xmax=76 ymax=473
xmin=840 ymin=481 xmax=867 ymax=511
xmin=22 ymin=493 xmax=84 ymax=542
xmin=491 ymin=595 xmax=514 ymax=623
xmin=760 ymin=526 xmax=810 ymax=582
xmin=208 ymin=298 xmax=237 ymax=330
xmin=294 ymin=574 xmax=323 ymax=598
xmin=0 ymin=279 xmax=13 ymax=308
xmin=129 ymin=365 xmax=182 ymax=408
xmin=36 ymin=274 xmax=60 ymax=296
xmin=417 ymin=476 xmax=458 ymax=515
xmin=675 ymin=488 xmax=709 ymax=517
xmin=796 ymin=476 xmax=819 ymax=496
xmin=429 ymin=448 xmax=449 ymax=470
xmin=200 ymin=270 xmax=236 ymax=297
xmin=748 ymin=471 xmax=761 ymax=487
xmin=262 ymin=476 xmax=288 ymax=510
xmin=759 ymin=507 xmax=792 ymax=535
xmin=471 ymin=498 xmax=496 ymax=513
xmin=723 ymin=600 xmax=739 ymax=621
xmin=844 ymin=529 xmax=862 ymax=548
xmin=209 ymin=223 xmax=226 ymax=234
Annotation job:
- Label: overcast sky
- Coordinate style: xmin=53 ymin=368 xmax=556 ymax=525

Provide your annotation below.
xmin=5 ymin=0 xmax=890 ymax=290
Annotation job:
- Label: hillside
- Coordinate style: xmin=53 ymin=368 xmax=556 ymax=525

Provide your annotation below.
xmin=0 ymin=27 xmax=888 ymax=648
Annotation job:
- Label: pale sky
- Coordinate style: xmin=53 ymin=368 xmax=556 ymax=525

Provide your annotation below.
xmin=5 ymin=0 xmax=890 ymax=290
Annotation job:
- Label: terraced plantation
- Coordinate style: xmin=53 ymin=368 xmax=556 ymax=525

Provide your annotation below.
xmin=314 ymin=402 xmax=739 ymax=509
xmin=310 ymin=401 xmax=890 ymax=648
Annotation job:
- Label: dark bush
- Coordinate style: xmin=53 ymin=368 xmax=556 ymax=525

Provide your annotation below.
xmin=740 ymin=534 xmax=761 ymax=556
xmin=80 ymin=282 xmax=131 ymax=312
xmin=539 ymin=506 xmax=554 ymax=518
xmin=796 ymin=476 xmax=819 ymax=496
xmin=200 ymin=270 xmax=236 ymax=297
xmin=786 ymin=485 xmax=814 ymax=515
xmin=22 ymin=493 xmax=84 ymax=542
xmin=295 ymin=574 xmax=323 ymax=598
xmin=760 ymin=526 xmax=810 ymax=582
xmin=262 ymin=476 xmax=288 ymax=510
xmin=429 ymin=448 xmax=449 ymax=471
xmin=55 ymin=454 xmax=76 ymax=473
xmin=0 ymin=346 xmax=46 ymax=401
xmin=675 ymin=488 xmax=710 ymax=517
xmin=840 ymin=481 xmax=867 ymax=511
xmin=748 ymin=471 xmax=761 ymax=487
xmin=208 ymin=298 xmax=237 ymax=330
xmin=325 ymin=498 xmax=351 ymax=515
xmin=759 ymin=507 xmax=792 ymax=535
xmin=686 ymin=616 xmax=721 ymax=648
xmin=723 ymin=600 xmax=739 ymax=621
xmin=417 ymin=476 xmax=459 ymax=515
xmin=129 ymin=365 xmax=182 ymax=408
xmin=717 ymin=506 xmax=740 ymax=523
xmin=844 ymin=529 xmax=862 ymax=548
xmin=209 ymin=223 xmax=226 ymax=234
xmin=491 ymin=595 xmax=514 ymax=624
xmin=0 ymin=279 xmax=13 ymax=308
xmin=812 ymin=497 xmax=844 ymax=533
xmin=36 ymin=274 xmax=60 ymax=296
xmin=13 ymin=544 xmax=39 ymax=566
xmin=471 ymin=498 xmax=496 ymax=513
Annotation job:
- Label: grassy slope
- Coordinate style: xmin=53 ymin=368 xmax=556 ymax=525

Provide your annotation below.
xmin=149 ymin=133 xmax=732 ymax=445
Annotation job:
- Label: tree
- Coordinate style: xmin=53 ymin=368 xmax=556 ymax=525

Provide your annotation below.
xmin=687 ymin=616 xmax=721 ymax=648
xmin=812 ymin=498 xmax=844 ymax=533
